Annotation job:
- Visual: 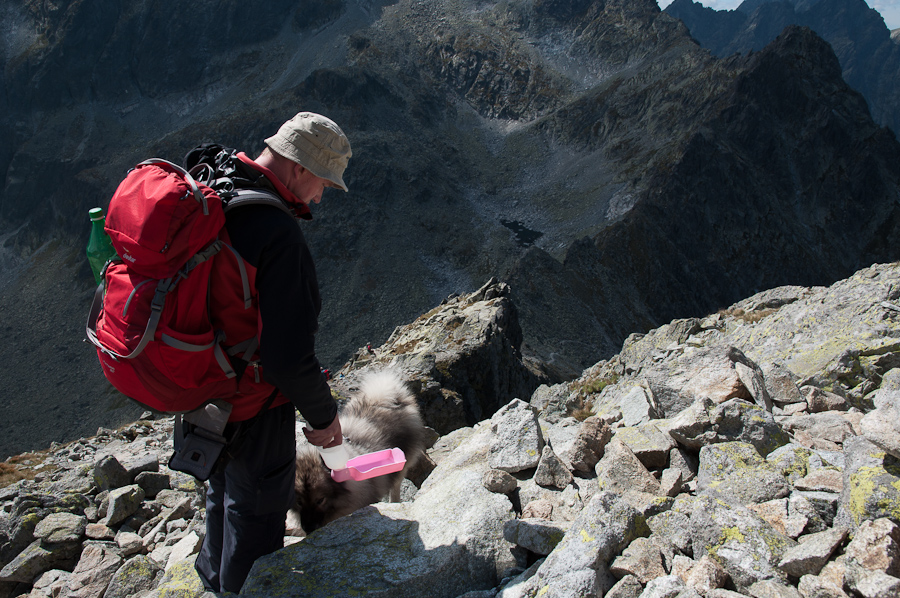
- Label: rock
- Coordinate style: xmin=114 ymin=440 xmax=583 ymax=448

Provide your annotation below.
xmin=610 ymin=537 xmax=667 ymax=584
xmin=777 ymin=527 xmax=849 ymax=578
xmin=58 ymin=544 xmax=123 ymax=598
xmin=628 ymin=346 xmax=761 ymax=417
xmin=503 ymin=518 xmax=569 ymax=555
xmin=561 ymin=417 xmax=611 ymax=474
xmin=104 ymin=485 xmax=146 ymax=527
xmin=134 ymin=472 xmax=171 ymax=499
xmin=243 ymin=422 xmax=516 ymax=597
xmin=32 ymin=569 xmax=71 ymax=598
xmin=697 ymin=442 xmax=790 ymax=505
xmin=92 ymin=456 xmax=131 ymax=492
xmin=747 ymin=579 xmax=803 ymax=598
xmin=103 ymin=555 xmax=164 ymax=598
xmin=150 ymin=558 xmax=205 ymax=598
xmin=736 ymin=360 xmax=774 ymax=412
xmin=613 ymin=424 xmax=676 ymax=469
xmin=545 ymin=418 xmax=580 ymax=468
xmin=667 ymin=398 xmax=789 ymax=457
xmin=8 ymin=262 xmax=900 ymax=598
xmin=338 ymin=279 xmax=543 ymax=434
xmin=838 ymin=436 xmax=900 ymax=529
xmin=534 ymin=446 xmax=574 ymax=490
xmin=668 ymin=447 xmax=699 ymax=483
xmin=483 ymin=469 xmax=518 ymax=494
xmin=659 ymin=469 xmax=683 ymax=497
xmin=122 ymin=454 xmax=159 ymax=481
xmin=521 ymin=499 xmax=554 ymax=520
xmin=844 ymin=563 xmax=900 ymax=598
xmin=767 ymin=444 xmax=824 ymax=484
xmin=781 ymin=414 xmax=856 ymax=448
xmin=510 ymin=492 xmax=645 ymax=598
xmin=796 ymin=574 xmax=849 ymax=597
xmin=489 ymin=400 xmax=545 ymax=473
xmin=619 ymin=386 xmax=660 ymax=427
xmin=606 ymin=574 xmax=644 ymax=598
xmin=165 ymin=531 xmax=202 ymax=571
xmin=85 ymin=523 xmax=115 ymax=540
xmin=33 ymin=513 xmax=86 ymax=544
xmin=639 ymin=575 xmax=689 ymax=598
xmin=115 ymin=531 xmax=143 ymax=556
xmin=793 ymin=492 xmax=838 ymax=532
xmin=793 ymin=470 xmax=843 ymax=494
xmin=802 ymin=387 xmax=848 ymax=413
xmin=860 ymin=389 xmax=900 ymax=459
xmin=748 ymin=499 xmax=809 ymax=539
xmin=596 ymin=440 xmax=661 ymax=496
xmin=762 ymin=363 xmax=805 ymax=406
xmin=517 ymin=478 xmax=594 ymax=523
xmin=690 ymin=495 xmax=796 ymax=590
xmin=842 ymin=517 xmax=900 ymax=575
xmin=682 ymin=555 xmax=728 ymax=593
xmin=647 ymin=510 xmax=693 ymax=556
xmin=530 ymin=383 xmax=572 ymax=423
xmin=0 ymin=539 xmax=81 ymax=584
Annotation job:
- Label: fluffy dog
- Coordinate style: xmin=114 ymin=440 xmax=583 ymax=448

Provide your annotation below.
xmin=290 ymin=369 xmax=427 ymax=534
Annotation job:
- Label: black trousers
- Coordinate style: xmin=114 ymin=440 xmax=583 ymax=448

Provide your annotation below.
xmin=194 ymin=402 xmax=296 ymax=593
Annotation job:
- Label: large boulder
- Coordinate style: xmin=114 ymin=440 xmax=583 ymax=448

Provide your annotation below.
xmin=334 ymin=279 xmax=546 ymax=434
xmin=242 ymin=422 xmax=517 ymax=597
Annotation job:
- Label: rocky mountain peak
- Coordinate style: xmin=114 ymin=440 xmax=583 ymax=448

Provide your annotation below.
xmin=665 ymin=0 xmax=900 ymax=134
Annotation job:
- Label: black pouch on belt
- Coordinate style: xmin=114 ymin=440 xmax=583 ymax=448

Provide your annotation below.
xmin=168 ymin=400 xmax=233 ymax=481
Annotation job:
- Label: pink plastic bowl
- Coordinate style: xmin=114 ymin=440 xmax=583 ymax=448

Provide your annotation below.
xmin=330 ymin=448 xmax=406 ymax=482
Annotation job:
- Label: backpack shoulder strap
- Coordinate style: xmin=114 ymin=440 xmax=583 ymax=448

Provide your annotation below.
xmin=223 ymin=188 xmax=295 ymax=218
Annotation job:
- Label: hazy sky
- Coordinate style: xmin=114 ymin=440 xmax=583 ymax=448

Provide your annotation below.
xmin=657 ymin=0 xmax=900 ymax=30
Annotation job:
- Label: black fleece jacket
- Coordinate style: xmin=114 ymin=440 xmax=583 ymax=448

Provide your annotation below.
xmin=224 ymin=204 xmax=337 ymax=429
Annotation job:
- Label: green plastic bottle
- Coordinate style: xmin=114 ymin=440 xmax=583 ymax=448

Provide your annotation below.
xmin=86 ymin=207 xmax=117 ymax=284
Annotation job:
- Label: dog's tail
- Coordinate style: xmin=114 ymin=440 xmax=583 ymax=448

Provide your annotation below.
xmin=346 ymin=369 xmax=419 ymax=413
xmin=342 ymin=369 xmax=425 ymax=455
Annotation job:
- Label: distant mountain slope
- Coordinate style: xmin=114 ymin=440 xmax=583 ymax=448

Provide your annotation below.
xmin=1 ymin=0 xmax=900 ymax=456
xmin=665 ymin=0 xmax=900 ymax=135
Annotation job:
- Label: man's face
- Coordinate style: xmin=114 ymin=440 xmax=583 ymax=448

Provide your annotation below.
xmin=290 ymin=164 xmax=334 ymax=205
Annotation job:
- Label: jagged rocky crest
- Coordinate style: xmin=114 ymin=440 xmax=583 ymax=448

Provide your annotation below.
xmin=3 ymin=266 xmax=900 ymax=597
xmin=2 ymin=0 xmax=900 ymax=458
xmin=665 ymin=0 xmax=900 ymax=136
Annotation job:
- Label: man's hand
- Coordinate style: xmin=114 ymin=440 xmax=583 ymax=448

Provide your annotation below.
xmin=303 ymin=415 xmax=342 ymax=448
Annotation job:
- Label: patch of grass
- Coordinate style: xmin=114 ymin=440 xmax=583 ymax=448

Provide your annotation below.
xmin=391 ymin=338 xmax=421 ymax=355
xmin=0 ymin=451 xmax=53 ymax=489
xmin=571 ymin=407 xmax=594 ymax=421
xmin=578 ymin=374 xmax=619 ymax=396
xmin=718 ymin=307 xmax=778 ymax=323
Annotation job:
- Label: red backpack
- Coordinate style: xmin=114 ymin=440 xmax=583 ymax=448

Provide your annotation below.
xmin=86 ymin=158 xmax=292 ymax=413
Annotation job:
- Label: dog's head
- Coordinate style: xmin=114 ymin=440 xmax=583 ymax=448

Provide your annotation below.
xmin=292 ymin=448 xmax=353 ymax=533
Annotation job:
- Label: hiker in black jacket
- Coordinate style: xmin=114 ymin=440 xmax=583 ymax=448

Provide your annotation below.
xmin=193 ymin=112 xmax=352 ymax=594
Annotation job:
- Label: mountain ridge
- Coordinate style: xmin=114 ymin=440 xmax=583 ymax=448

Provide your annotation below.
xmin=665 ymin=0 xmax=900 ymax=135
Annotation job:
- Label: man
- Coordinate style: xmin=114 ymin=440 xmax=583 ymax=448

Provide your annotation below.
xmin=193 ymin=112 xmax=352 ymax=593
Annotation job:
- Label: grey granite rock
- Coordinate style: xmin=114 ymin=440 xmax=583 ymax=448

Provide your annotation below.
xmin=596 ymin=440 xmax=661 ymax=496
xmin=489 ymin=400 xmax=545 ymax=473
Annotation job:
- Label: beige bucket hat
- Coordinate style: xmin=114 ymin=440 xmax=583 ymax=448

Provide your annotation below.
xmin=265 ymin=112 xmax=352 ymax=192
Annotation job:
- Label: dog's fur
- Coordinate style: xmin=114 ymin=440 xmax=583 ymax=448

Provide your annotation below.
xmin=290 ymin=369 xmax=427 ymax=534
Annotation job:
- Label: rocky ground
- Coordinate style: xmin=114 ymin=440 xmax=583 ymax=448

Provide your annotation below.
xmin=3 ymin=265 xmax=900 ymax=597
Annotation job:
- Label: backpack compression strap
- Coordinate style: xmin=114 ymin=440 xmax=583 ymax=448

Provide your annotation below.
xmin=85 ymin=241 xmax=236 ymax=378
